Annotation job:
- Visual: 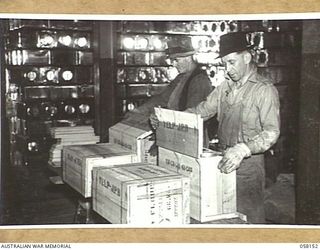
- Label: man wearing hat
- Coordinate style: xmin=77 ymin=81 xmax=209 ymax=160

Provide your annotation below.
xmin=123 ymin=37 xmax=214 ymax=145
xmin=151 ymin=32 xmax=280 ymax=223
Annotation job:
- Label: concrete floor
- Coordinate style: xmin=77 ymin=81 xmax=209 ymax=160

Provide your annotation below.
xmin=1 ymin=163 xmax=295 ymax=225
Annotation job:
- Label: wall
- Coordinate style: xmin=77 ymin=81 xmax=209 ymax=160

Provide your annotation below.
xmin=296 ymin=20 xmax=320 ymax=224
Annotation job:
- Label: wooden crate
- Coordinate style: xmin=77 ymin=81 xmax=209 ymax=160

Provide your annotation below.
xmin=109 ymin=114 xmax=157 ymax=164
xmin=154 ymin=107 xmax=203 ymax=158
xmin=92 ymin=163 xmax=190 ymax=225
xmin=154 ymin=108 xmax=239 ymax=222
xmin=158 ymin=147 xmax=237 ymax=223
xmin=62 ymin=143 xmax=138 ymax=198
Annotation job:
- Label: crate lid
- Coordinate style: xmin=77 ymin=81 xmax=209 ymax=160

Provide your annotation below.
xmin=155 ymin=107 xmax=203 ymax=158
xmin=94 ymin=162 xmax=187 ymax=182
xmin=63 ymin=142 xmax=135 ymax=158
xmin=109 ymin=112 xmax=153 ymax=140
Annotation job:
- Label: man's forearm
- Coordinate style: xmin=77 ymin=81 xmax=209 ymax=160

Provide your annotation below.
xmin=246 ymin=130 xmax=280 ymax=155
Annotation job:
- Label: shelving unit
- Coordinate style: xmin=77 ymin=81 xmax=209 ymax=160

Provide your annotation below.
xmin=4 ymin=19 xmax=96 ymax=166
xmin=115 ymin=20 xmax=238 ymax=120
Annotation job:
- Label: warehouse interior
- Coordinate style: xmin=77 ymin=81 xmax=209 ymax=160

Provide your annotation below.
xmin=0 ymin=18 xmax=319 ymax=225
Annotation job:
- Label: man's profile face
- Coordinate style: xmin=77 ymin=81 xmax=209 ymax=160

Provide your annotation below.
xmin=171 ymin=56 xmax=192 ymax=73
xmin=221 ymin=52 xmax=247 ymax=82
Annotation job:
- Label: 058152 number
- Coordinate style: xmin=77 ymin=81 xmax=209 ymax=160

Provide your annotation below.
xmin=300 ymin=244 xmax=319 ymax=248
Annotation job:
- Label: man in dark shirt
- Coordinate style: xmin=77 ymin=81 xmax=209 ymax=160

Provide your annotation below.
xmin=123 ymin=38 xmax=213 ymax=145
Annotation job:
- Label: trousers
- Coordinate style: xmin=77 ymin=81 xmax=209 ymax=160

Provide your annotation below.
xmin=236 ymin=154 xmax=265 ymax=224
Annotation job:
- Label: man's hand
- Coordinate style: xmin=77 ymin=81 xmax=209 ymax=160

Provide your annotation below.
xmin=218 ymin=143 xmax=251 ymax=174
xmin=149 ymin=113 xmax=160 ymax=130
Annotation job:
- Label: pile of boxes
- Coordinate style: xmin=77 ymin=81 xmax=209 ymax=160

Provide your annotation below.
xmin=155 ymin=108 xmax=238 ymax=222
xmin=62 ymin=108 xmax=243 ymax=224
xmin=62 ymin=143 xmax=138 ymax=198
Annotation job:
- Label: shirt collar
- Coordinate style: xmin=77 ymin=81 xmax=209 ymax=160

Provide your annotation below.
xmin=225 ymin=66 xmax=258 ymax=89
xmin=246 ymin=67 xmax=258 ymax=83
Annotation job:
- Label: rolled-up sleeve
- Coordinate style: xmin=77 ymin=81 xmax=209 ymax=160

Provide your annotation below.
xmin=246 ymin=84 xmax=281 ymax=154
xmin=185 ymin=86 xmax=220 ymax=121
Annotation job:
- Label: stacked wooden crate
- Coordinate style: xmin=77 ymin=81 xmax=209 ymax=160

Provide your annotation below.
xmin=92 ymin=163 xmax=190 ymax=224
xmin=109 ymin=113 xmax=157 ymax=165
xmin=49 ymin=125 xmax=100 ymax=168
xmin=61 ymin=115 xmax=191 ymax=224
xmin=62 ymin=143 xmax=138 ymax=198
xmin=155 ymin=107 xmax=241 ymax=222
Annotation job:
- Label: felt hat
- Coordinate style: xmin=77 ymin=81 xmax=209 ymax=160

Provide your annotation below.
xmin=166 ymin=36 xmax=196 ymax=59
xmin=219 ymin=32 xmax=253 ymax=58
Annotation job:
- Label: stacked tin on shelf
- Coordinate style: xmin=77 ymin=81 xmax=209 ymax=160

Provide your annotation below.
xmin=5 ymin=19 xmax=95 ymax=166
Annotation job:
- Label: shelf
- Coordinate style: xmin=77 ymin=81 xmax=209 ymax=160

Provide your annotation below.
xmin=8 ymin=25 xmax=93 ymax=32
xmin=8 ymin=23 xmax=93 ymax=32
xmin=17 ymin=96 xmax=95 ymax=103
xmin=117 ymin=49 xmax=166 ymax=53
xmin=117 ymin=30 xmax=215 ymax=37
xmin=6 ymin=64 xmax=94 ymax=69
xmin=6 ymin=64 xmax=94 ymax=68
xmin=117 ymin=64 xmax=170 ymax=68
xmin=117 ymin=96 xmax=152 ymax=100
xmin=21 ymin=84 xmax=94 ymax=89
xmin=5 ymin=47 xmax=93 ymax=52
xmin=117 ymin=82 xmax=170 ymax=85
xmin=12 ymin=83 xmax=94 ymax=87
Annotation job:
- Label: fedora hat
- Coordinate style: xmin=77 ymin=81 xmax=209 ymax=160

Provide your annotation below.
xmin=166 ymin=36 xmax=196 ymax=59
xmin=219 ymin=32 xmax=253 ymax=58
xmin=166 ymin=46 xmax=196 ymax=59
